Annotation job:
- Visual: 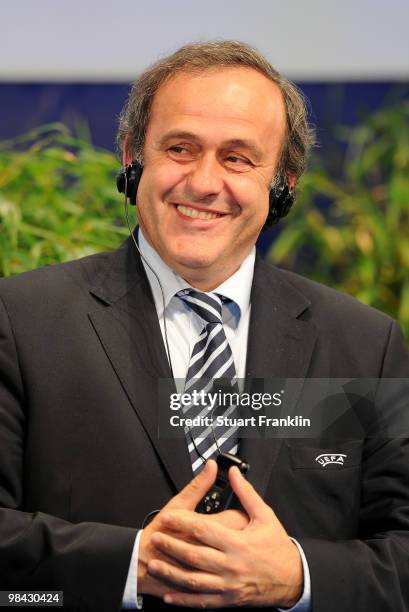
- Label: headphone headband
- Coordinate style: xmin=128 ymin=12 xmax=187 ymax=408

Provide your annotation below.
xmin=116 ymin=161 xmax=294 ymax=228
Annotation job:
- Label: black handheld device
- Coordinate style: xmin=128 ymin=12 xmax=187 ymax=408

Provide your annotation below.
xmin=196 ymin=453 xmax=250 ymax=514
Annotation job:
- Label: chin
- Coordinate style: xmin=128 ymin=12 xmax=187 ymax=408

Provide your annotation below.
xmin=169 ymin=240 xmax=216 ymax=268
xmin=174 ymin=253 xmax=214 ymax=270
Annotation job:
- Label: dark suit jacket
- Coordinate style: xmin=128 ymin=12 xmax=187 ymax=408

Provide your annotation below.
xmin=0 ymin=236 xmax=409 ymax=611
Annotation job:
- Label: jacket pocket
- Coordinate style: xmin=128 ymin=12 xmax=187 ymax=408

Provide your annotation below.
xmin=289 ymin=439 xmax=364 ymax=470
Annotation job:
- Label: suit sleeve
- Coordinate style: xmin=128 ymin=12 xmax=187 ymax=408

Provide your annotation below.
xmin=0 ymin=295 xmax=137 ymax=612
xmin=298 ymin=321 xmax=409 ymax=611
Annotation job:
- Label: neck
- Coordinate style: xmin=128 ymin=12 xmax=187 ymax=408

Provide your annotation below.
xmin=174 ymin=259 xmax=247 ymax=291
xmin=137 ymin=226 xmax=251 ymax=291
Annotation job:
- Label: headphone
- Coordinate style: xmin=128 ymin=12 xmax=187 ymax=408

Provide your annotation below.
xmin=116 ymin=160 xmax=294 ymax=230
xmin=117 ymin=160 xmax=257 ymax=510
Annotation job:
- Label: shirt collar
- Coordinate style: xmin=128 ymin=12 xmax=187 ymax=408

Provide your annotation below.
xmin=138 ymin=228 xmax=255 ymax=324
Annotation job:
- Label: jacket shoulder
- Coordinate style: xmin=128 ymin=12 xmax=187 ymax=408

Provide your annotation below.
xmin=276 ymin=265 xmax=394 ymax=328
xmin=0 ymin=250 xmax=112 ymax=308
xmin=267 ymin=265 xmax=409 ymax=376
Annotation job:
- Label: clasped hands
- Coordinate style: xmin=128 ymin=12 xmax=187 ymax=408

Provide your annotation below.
xmin=138 ymin=460 xmax=303 ymax=608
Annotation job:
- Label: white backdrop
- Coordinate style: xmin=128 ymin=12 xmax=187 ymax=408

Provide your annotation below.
xmin=2 ymin=0 xmax=409 ymax=82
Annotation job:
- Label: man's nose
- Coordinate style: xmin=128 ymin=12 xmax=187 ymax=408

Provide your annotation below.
xmin=185 ymin=154 xmax=224 ymax=200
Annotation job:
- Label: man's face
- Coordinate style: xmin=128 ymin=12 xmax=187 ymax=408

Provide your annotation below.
xmin=135 ymin=67 xmax=287 ymax=289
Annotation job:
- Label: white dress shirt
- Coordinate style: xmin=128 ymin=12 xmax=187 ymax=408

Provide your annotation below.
xmin=137 ymin=228 xmax=253 ymax=381
xmin=122 ymin=228 xmax=311 ymax=611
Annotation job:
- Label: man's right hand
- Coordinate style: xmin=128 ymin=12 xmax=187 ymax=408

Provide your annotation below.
xmin=138 ymin=460 xmax=249 ymax=598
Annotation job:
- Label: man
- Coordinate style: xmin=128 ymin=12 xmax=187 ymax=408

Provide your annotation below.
xmin=0 ymin=41 xmax=408 ymax=612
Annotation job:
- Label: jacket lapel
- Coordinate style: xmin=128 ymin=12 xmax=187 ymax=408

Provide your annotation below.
xmin=86 ymin=240 xmax=319 ymax=500
xmin=241 ymin=255 xmax=318 ymax=499
xmin=88 ymin=236 xmax=193 ymax=492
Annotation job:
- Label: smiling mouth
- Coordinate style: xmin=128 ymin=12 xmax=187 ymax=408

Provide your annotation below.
xmin=176 ymin=204 xmax=225 ymax=220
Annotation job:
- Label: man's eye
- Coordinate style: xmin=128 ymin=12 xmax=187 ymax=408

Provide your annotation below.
xmin=225 ymin=155 xmax=252 ymax=166
xmin=168 ymin=146 xmax=188 ymax=154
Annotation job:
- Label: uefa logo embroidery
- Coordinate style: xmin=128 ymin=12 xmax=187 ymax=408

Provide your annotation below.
xmin=315 ymin=453 xmax=347 ymax=467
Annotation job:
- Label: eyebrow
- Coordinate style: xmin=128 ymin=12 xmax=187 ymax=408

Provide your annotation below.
xmin=158 ymin=130 xmax=264 ymax=161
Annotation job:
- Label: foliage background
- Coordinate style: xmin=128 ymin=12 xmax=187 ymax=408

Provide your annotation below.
xmin=1 ymin=104 xmax=408 ymax=342
xmin=0 ymin=124 xmax=128 ymax=276
xmin=268 ymin=101 xmax=409 ymax=341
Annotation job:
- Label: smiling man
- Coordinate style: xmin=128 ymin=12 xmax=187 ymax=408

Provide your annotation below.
xmin=130 ymin=66 xmax=288 ymax=290
xmin=0 ymin=41 xmax=409 ymax=612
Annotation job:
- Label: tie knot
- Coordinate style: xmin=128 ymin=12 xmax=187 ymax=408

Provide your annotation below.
xmin=177 ymin=289 xmax=223 ymax=325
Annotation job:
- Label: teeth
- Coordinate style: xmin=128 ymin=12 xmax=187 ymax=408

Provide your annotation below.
xmin=177 ymin=205 xmax=221 ymax=220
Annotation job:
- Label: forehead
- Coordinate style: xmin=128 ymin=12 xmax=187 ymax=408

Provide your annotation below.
xmin=147 ymin=67 xmax=287 ymax=153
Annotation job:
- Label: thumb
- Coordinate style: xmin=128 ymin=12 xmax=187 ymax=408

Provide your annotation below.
xmin=166 ymin=459 xmax=217 ymax=511
xmin=229 ymin=466 xmax=271 ymax=522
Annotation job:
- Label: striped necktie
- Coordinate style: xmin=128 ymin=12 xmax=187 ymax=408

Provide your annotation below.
xmin=177 ymin=289 xmax=239 ymax=472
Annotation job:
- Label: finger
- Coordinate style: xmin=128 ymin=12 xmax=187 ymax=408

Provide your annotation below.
xmin=151 ymin=531 xmax=225 ymax=572
xmin=166 ymin=460 xmax=217 ymax=511
xmin=163 ymin=591 xmax=228 ymax=608
xmin=148 ymin=559 xmax=224 ymax=594
xmin=208 ymin=508 xmax=248 ymax=530
xmin=228 ymin=466 xmax=271 ymax=522
xmin=160 ymin=511 xmax=237 ymax=551
xmin=140 ymin=573 xmax=175 ymax=599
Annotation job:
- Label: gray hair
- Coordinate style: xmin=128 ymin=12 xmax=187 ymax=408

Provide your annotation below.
xmin=117 ymin=40 xmax=315 ymax=185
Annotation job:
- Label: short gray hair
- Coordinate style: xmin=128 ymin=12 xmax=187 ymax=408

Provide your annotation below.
xmin=117 ymin=40 xmax=315 ymax=184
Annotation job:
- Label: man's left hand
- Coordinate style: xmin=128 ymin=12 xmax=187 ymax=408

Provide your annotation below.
xmin=147 ymin=465 xmax=303 ymax=608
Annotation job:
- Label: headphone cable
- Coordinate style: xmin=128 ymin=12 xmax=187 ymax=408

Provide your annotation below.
xmin=123 ymin=175 xmax=209 ymax=465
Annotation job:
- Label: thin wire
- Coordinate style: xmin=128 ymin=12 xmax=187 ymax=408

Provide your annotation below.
xmin=141 ymin=509 xmax=160 ymax=528
xmin=123 ymin=178 xmax=173 ymax=379
xmin=122 ymin=174 xmax=208 ymax=465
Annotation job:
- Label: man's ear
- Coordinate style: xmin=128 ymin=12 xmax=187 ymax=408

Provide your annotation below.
xmin=288 ymin=174 xmax=296 ymax=192
xmin=122 ymin=137 xmax=133 ymax=167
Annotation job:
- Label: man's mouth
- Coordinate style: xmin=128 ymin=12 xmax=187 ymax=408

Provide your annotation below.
xmin=175 ymin=204 xmax=225 ymax=221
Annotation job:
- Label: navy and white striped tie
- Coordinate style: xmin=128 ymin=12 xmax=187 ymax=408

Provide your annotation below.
xmin=177 ymin=289 xmax=239 ymax=472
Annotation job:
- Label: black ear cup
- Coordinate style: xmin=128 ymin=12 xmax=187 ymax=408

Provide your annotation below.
xmin=116 ymin=161 xmax=143 ymax=205
xmin=263 ymin=184 xmax=295 ymax=229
